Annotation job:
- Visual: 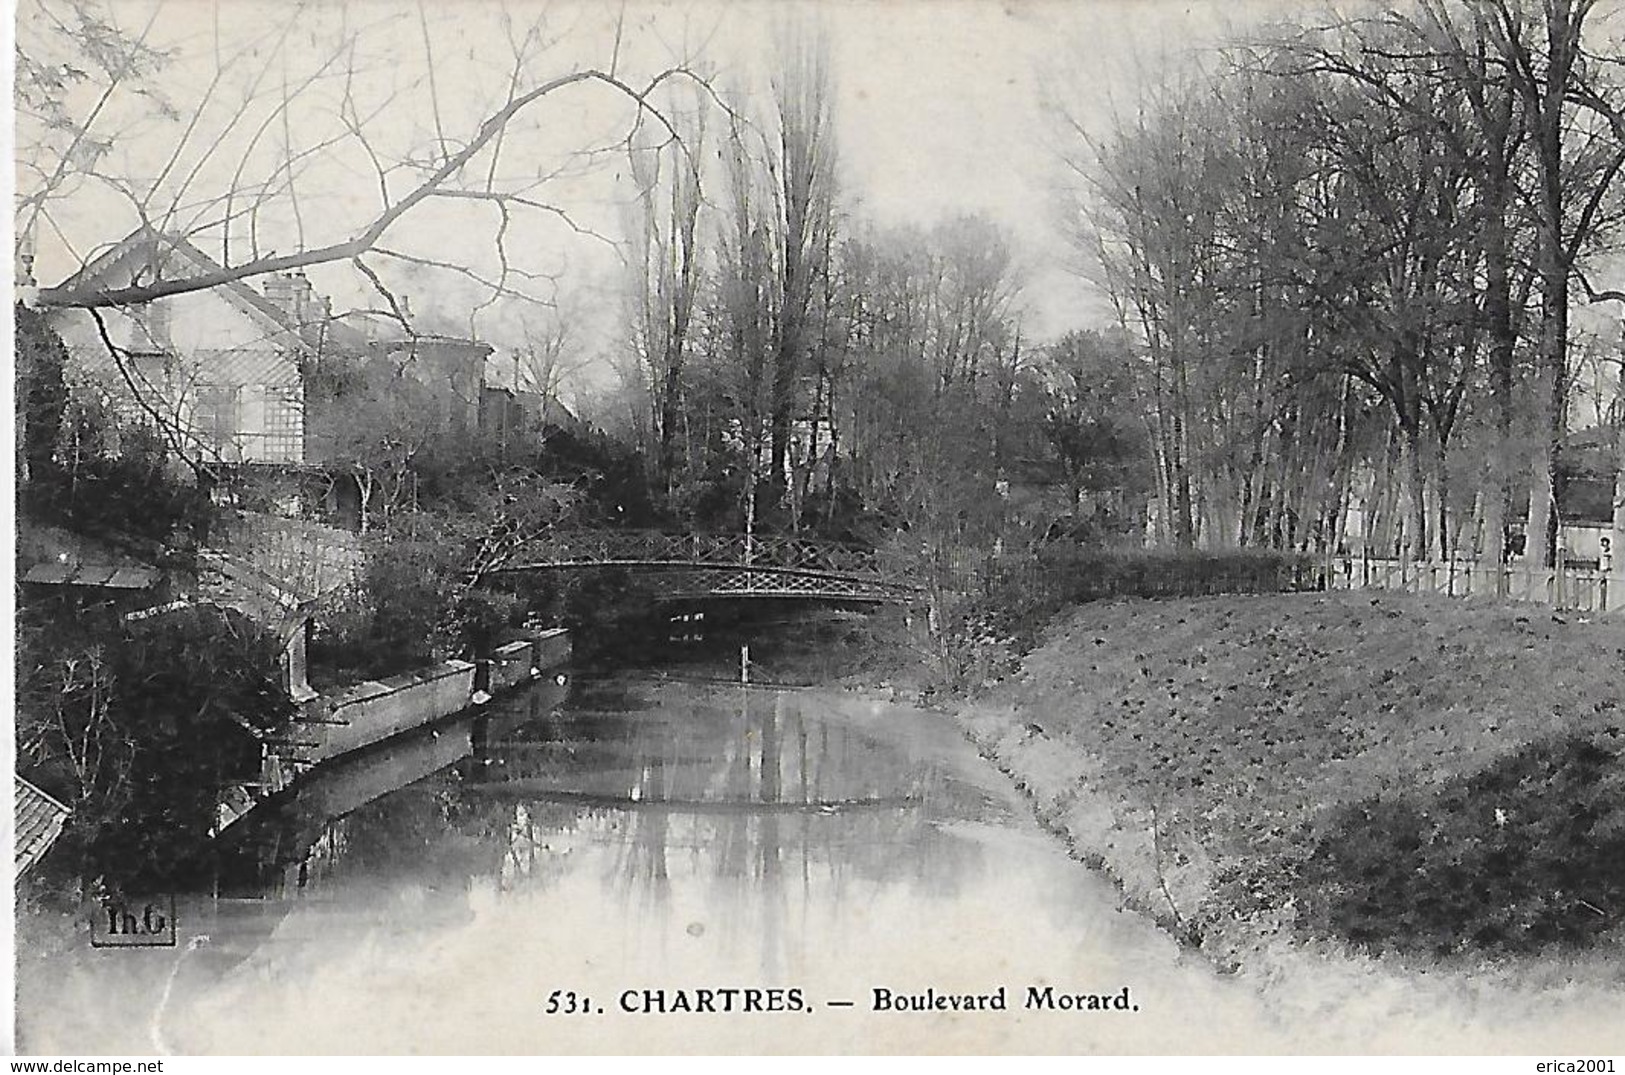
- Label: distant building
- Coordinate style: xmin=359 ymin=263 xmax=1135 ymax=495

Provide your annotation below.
xmin=1558 ymin=425 xmax=1624 ymax=570
xmin=311 ymin=306 xmax=492 ymax=446
xmin=478 ymin=384 xmax=582 ymax=458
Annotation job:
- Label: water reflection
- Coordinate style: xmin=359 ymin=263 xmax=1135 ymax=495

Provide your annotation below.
xmin=22 ymin=668 xmax=1625 ymax=1054
xmin=217 ymin=675 xmax=572 ymax=896
xmin=212 ymin=675 xmax=995 ymax=976
xmin=21 ymin=672 xmax=1294 ymax=1054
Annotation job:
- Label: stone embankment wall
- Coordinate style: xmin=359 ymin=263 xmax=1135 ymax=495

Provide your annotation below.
xmin=312 ymin=659 xmax=479 ymax=759
xmin=259 ymin=627 xmax=572 ymax=793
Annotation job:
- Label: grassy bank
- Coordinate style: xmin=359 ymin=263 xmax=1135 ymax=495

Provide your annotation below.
xmin=956 ymin=591 xmax=1625 ymax=981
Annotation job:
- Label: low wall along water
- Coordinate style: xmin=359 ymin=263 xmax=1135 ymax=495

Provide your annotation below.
xmin=316 ymin=659 xmax=479 ymax=759
xmin=251 ymin=627 xmax=573 ymax=808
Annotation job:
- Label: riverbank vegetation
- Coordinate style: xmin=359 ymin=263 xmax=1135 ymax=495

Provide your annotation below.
xmin=17 ymin=601 xmax=292 ymax=895
xmin=958 ymin=591 xmax=1625 ymax=967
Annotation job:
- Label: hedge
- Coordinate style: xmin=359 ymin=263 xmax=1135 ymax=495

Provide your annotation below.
xmin=974 ymin=545 xmax=1321 ymax=611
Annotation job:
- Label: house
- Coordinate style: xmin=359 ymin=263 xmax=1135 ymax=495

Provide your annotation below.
xmin=305 ymin=306 xmax=492 ymax=458
xmin=15 ymin=777 xmax=71 ymax=879
xmin=478 ymin=384 xmax=583 ymax=459
xmin=41 ymin=228 xmax=493 ymax=524
xmin=300 ymin=307 xmax=493 ymax=526
xmin=42 ymin=228 xmax=345 ymax=469
xmin=1558 ymin=425 xmax=1624 ymax=571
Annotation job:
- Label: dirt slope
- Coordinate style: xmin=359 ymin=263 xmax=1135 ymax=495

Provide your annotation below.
xmin=958 ymin=590 xmax=1625 ymax=1025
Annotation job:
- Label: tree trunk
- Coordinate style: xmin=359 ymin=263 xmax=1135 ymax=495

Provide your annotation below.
xmin=1482 ymin=193 xmax=1515 ymax=584
xmin=1611 ymin=443 xmax=1624 ymax=575
xmin=1435 ymin=433 xmax=1453 ymax=561
xmin=1526 ymin=416 xmax=1553 ymax=568
xmin=1404 ymin=421 xmax=1429 ymax=562
xmin=1525 ymin=342 xmax=1562 ymax=568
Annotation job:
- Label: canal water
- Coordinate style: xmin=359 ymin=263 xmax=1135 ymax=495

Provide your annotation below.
xmin=25 ymin=605 xmax=1621 ymax=1055
xmin=15 ymin=614 xmax=1301 ymax=1056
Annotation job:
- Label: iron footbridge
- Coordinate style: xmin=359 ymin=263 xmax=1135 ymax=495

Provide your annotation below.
xmin=490 ymin=529 xmax=924 ymax=603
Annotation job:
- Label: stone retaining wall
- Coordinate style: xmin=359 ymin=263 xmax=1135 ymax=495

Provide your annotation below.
xmin=286 ymin=625 xmax=573 ymax=768
xmin=309 ymin=659 xmax=478 ymax=760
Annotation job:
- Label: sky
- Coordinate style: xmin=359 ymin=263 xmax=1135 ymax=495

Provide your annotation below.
xmin=15 ymin=0 xmax=1304 ymax=397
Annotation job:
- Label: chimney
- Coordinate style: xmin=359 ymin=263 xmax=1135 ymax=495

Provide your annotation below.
xmin=263 ymin=271 xmax=316 ymax=326
xmin=291 ymin=272 xmax=313 ymax=325
xmin=15 ymin=223 xmax=35 ymax=286
xmin=263 ymin=272 xmax=295 ymax=313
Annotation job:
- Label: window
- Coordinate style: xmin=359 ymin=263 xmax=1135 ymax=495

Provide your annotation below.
xmin=263 ymin=387 xmax=302 ymax=461
xmin=194 ymin=384 xmax=240 ymax=454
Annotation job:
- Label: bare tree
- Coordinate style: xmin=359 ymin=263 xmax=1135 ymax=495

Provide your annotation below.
xmin=1062 ymin=0 xmax=1625 ymax=570
xmin=14 ymin=0 xmax=173 ymax=258
xmin=512 ymin=299 xmax=592 ymax=401
xmin=625 ymin=86 xmax=710 ymax=493
xmin=762 ymin=27 xmax=839 ymax=514
xmin=1479 ymin=0 xmax=1625 ymax=566
xmin=20 ymin=0 xmax=719 ymax=316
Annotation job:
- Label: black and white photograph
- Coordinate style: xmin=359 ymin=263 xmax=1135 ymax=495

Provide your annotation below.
xmin=9 ymin=0 xmax=1625 ymax=1057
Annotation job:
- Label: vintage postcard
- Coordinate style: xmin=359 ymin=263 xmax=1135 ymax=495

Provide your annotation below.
xmin=10 ymin=0 xmax=1625 ymax=1058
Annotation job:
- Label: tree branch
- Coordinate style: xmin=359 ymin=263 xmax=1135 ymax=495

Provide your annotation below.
xmin=38 ymin=65 xmax=711 ymax=309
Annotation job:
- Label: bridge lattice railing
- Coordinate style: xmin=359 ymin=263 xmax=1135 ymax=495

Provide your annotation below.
xmin=505 ymin=529 xmax=900 ymax=579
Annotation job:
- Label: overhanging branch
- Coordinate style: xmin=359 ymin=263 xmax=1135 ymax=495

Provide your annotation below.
xmin=37 ymin=66 xmax=709 ymax=310
xmin=1578 ymin=270 xmax=1625 ymax=306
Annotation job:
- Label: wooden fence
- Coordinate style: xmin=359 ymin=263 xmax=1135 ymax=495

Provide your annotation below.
xmin=1328 ymin=556 xmax=1624 ymax=615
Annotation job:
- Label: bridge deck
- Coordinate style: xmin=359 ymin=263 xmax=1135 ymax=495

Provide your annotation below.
xmin=493 ymin=530 xmax=923 ymax=602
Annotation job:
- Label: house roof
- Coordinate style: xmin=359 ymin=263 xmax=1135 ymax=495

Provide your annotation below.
xmin=15 ymin=776 xmax=71 ymax=877
xmin=43 ymin=227 xmax=380 ymax=359
xmin=18 ymin=524 xmax=163 ymax=591
xmin=45 ymin=227 xmax=498 ymax=376
xmin=190 ymin=348 xmax=300 ymax=388
xmin=22 ymin=562 xmax=162 ymax=589
xmin=1561 ymin=476 xmax=1618 ymax=526
xmin=337 ymin=308 xmax=490 ymax=350
xmin=47 ymin=227 xmax=302 ymax=336
xmin=1565 ymin=424 xmax=1621 ymax=451
xmin=1559 ymin=425 xmax=1622 ymax=481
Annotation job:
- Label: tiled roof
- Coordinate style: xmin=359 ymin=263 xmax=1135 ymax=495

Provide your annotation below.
xmin=47 ymin=228 xmax=295 ymax=334
xmin=188 ymin=348 xmax=300 ymax=388
xmin=15 ymin=777 xmax=70 ymax=877
xmin=42 ymin=227 xmax=370 ymax=356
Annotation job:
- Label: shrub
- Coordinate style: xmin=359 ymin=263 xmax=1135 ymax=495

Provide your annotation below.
xmin=947 ymin=546 xmax=1324 ymax=679
xmin=1029 ymin=545 xmax=1322 ymax=602
xmin=18 ymin=605 xmax=293 ymax=892
xmin=1298 ymin=732 xmax=1625 ymax=956
xmin=16 ymin=305 xmax=213 ymax=557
